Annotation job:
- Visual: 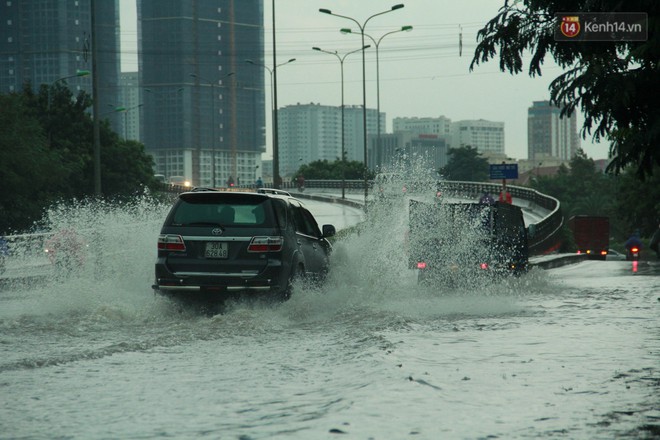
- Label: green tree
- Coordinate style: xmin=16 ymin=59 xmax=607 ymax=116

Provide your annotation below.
xmin=0 ymin=93 xmax=61 ymax=233
xmin=0 ymin=83 xmax=159 ymax=233
xmin=439 ymin=146 xmax=490 ymax=181
xmin=470 ymin=0 xmax=660 ymax=180
xmin=294 ymin=159 xmax=374 ymax=181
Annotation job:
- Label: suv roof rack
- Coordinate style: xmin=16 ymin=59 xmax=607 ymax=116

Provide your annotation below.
xmin=257 ymin=188 xmax=291 ymax=197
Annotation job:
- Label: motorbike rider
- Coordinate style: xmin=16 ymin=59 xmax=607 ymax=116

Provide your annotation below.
xmin=624 ymin=229 xmax=643 ymax=260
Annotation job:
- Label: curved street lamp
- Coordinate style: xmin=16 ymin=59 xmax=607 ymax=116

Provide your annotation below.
xmin=312 ymin=45 xmax=369 ymax=199
xmin=246 ymin=58 xmax=296 ymax=188
xmin=341 ymin=25 xmax=412 ymax=170
xmin=48 ymin=69 xmax=91 ymax=111
xmin=319 ymin=4 xmax=405 ymax=208
xmin=121 ymin=103 xmax=143 ymax=140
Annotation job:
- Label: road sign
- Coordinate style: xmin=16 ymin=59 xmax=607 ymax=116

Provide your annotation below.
xmin=490 ymin=163 xmax=518 ymax=180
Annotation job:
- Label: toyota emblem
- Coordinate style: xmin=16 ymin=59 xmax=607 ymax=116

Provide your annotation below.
xmin=211 ymin=228 xmax=223 ymax=235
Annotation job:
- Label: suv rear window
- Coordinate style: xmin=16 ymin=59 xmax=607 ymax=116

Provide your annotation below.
xmin=170 ymin=194 xmax=274 ymax=227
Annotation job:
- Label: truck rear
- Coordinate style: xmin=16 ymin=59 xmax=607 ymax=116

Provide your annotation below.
xmin=568 ymin=215 xmax=609 ymax=260
xmin=408 ymin=200 xmax=528 ymax=285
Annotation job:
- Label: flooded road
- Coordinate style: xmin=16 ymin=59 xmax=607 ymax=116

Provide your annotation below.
xmin=1 ymin=198 xmax=658 ymax=439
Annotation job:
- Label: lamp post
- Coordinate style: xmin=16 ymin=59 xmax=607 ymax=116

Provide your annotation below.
xmin=121 ymin=103 xmax=143 ymax=140
xmin=341 ymin=25 xmax=412 ymax=170
xmin=48 ymin=69 xmax=91 ymax=111
xmin=319 ymin=4 xmax=405 ymax=208
xmin=190 ymin=72 xmax=234 ymax=187
xmin=312 ymin=45 xmax=369 ymax=199
xmin=47 ymin=69 xmax=91 ymax=147
xmin=246 ymin=58 xmax=296 ymax=188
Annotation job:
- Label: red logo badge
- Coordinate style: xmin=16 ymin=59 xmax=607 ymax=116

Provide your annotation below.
xmin=560 ymin=16 xmax=581 ymax=38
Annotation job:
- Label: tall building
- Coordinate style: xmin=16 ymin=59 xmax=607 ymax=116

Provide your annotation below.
xmin=277 ymin=103 xmax=381 ymax=178
xmin=450 ymin=119 xmax=505 ymax=155
xmin=392 ymin=116 xmax=452 ymax=138
xmin=527 ymin=100 xmax=579 ymax=161
xmin=0 ymin=0 xmax=121 ymax=132
xmin=138 ymin=0 xmax=265 ymax=187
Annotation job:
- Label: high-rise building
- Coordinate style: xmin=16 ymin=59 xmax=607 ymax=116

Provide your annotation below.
xmin=277 ymin=103 xmax=381 ymax=178
xmin=527 ymin=100 xmax=579 ymax=161
xmin=450 ymin=119 xmax=505 ymax=155
xmin=0 ymin=0 xmax=121 ymax=132
xmin=392 ymin=116 xmax=452 ymax=138
xmin=138 ymin=0 xmax=265 ymax=187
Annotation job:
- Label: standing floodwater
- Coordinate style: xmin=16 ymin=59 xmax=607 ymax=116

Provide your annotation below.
xmin=0 ymin=194 xmax=658 ymax=439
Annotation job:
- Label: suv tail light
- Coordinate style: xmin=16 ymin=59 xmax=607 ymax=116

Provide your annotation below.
xmin=158 ymin=234 xmax=186 ymax=252
xmin=248 ymin=236 xmax=283 ymax=252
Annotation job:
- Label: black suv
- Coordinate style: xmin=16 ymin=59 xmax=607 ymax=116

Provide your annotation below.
xmin=153 ymin=188 xmax=336 ymax=302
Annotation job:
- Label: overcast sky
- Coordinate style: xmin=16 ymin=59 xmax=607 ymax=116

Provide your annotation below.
xmin=119 ymin=0 xmax=609 ymax=161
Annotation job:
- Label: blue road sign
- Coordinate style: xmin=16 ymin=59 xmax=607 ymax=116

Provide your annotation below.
xmin=490 ymin=163 xmax=518 ymax=180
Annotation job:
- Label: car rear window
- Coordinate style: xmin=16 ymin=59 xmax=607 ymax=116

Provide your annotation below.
xmin=170 ymin=193 xmax=275 ymax=227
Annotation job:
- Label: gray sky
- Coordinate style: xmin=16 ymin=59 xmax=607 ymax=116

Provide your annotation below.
xmin=119 ymin=0 xmax=608 ymax=161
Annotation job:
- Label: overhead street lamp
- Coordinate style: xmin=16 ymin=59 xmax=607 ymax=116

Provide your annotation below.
xmin=120 ymin=103 xmax=143 ymax=140
xmin=190 ymin=72 xmax=234 ymax=187
xmin=312 ymin=45 xmax=369 ymax=199
xmin=47 ymin=69 xmax=91 ymax=147
xmin=48 ymin=69 xmax=91 ymax=111
xmin=341 ymin=25 xmax=412 ymax=170
xmin=246 ymin=58 xmax=296 ymax=188
xmin=319 ymin=4 xmax=405 ymax=208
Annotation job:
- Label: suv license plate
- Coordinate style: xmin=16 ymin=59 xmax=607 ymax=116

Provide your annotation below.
xmin=205 ymin=242 xmax=228 ymax=259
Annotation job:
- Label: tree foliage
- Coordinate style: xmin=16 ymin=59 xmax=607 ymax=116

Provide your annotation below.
xmin=530 ymin=150 xmax=659 ymax=241
xmin=0 ymin=84 xmax=160 ymax=234
xmin=439 ymin=146 xmax=490 ymax=181
xmin=294 ymin=159 xmax=375 ymax=181
xmin=470 ymin=0 xmax=660 ymax=180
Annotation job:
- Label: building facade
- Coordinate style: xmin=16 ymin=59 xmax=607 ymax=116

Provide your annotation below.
xmin=278 ymin=103 xmax=382 ymax=178
xmin=138 ymin=0 xmax=265 ymax=187
xmin=0 ymin=0 xmax=121 ymax=132
xmin=450 ymin=119 xmax=505 ymax=155
xmin=527 ymin=100 xmax=579 ymax=161
xmin=392 ymin=116 xmax=452 ymax=138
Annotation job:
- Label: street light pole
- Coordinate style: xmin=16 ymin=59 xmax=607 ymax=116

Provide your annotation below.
xmin=246 ymin=58 xmax=296 ymax=188
xmin=319 ymin=4 xmax=405 ymax=208
xmin=122 ymin=103 xmax=143 ymax=140
xmin=341 ymin=26 xmax=412 ymax=171
xmin=312 ymin=45 xmax=369 ymax=199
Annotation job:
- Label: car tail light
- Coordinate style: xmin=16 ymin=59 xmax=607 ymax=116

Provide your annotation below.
xmin=158 ymin=234 xmax=186 ymax=252
xmin=600 ymin=250 xmax=608 ymax=256
xmin=416 ymin=262 xmax=427 ymax=269
xmin=631 ymin=247 xmax=639 ymax=253
xmin=248 ymin=236 xmax=283 ymax=252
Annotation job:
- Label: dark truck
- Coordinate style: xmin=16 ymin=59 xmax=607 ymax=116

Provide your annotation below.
xmin=567 ymin=215 xmax=609 ymax=260
xmin=408 ymin=199 xmax=529 ymax=284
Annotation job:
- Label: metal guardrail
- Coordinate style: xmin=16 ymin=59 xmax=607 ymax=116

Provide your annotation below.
xmin=142 ymin=179 xmax=563 ymax=256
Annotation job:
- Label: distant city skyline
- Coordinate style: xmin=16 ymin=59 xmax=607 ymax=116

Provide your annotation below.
xmin=118 ymin=0 xmax=610 ymax=162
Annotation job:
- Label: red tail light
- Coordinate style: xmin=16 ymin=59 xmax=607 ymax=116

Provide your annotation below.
xmin=248 ymin=236 xmax=283 ymax=252
xmin=631 ymin=247 xmax=639 ymax=253
xmin=417 ymin=262 xmax=427 ymax=269
xmin=600 ymin=250 xmax=608 ymax=255
xmin=158 ymin=234 xmax=186 ymax=251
